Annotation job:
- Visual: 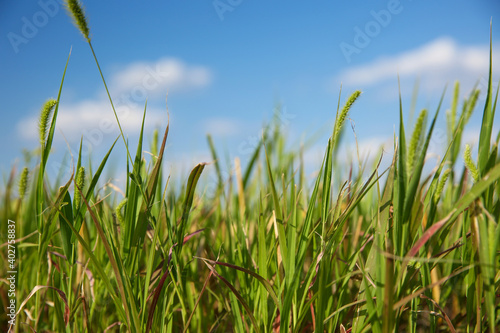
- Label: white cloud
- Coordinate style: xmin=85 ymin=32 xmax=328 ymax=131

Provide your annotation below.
xmin=203 ymin=118 xmax=243 ymax=137
xmin=111 ymin=57 xmax=212 ymax=96
xmin=337 ymin=37 xmax=500 ymax=94
xmin=17 ymin=99 xmax=166 ymax=142
xmin=17 ymin=57 xmax=212 ymax=144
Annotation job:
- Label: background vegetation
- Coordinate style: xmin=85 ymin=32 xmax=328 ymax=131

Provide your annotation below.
xmin=1 ymin=1 xmax=499 ymax=332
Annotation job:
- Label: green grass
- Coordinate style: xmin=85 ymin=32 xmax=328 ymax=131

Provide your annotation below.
xmin=1 ymin=2 xmax=499 ymax=332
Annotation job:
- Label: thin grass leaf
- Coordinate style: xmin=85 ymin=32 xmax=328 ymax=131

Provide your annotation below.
xmin=132 ymin=114 xmax=169 ymax=248
xmin=450 ymin=161 xmax=500 ymax=222
xmin=243 ymin=136 xmax=264 ymax=189
xmin=207 ymin=134 xmax=224 ymax=190
xmin=396 ymin=77 xmax=408 ymax=255
xmin=197 ymin=258 xmax=280 ymax=308
xmin=183 ymin=271 xmax=214 ymax=333
xmin=477 ymin=24 xmax=495 ymax=176
xmin=393 ymin=266 xmax=472 ymax=311
xmin=38 ymin=170 xmax=74 ymax=267
xmin=402 ymin=88 xmax=446 ymax=229
xmin=406 ymin=161 xmax=500 ymax=271
xmin=177 ymin=163 xmax=206 ymax=253
xmin=146 ymin=265 xmax=172 ymax=333
xmin=58 ymin=189 xmax=75 ymax=265
xmin=146 ymin=229 xmax=204 ymax=332
xmin=72 ymin=137 xmax=118 ymax=243
xmin=77 ymin=186 xmax=141 ymax=332
xmin=123 ymin=106 xmax=147 ymax=254
xmin=201 ymin=260 xmax=261 ymax=333
xmin=12 ymin=285 xmax=70 ymax=329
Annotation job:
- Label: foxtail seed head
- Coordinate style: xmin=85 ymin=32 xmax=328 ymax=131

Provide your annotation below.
xmin=115 ymin=198 xmax=128 ymax=224
xmin=39 ymin=99 xmax=57 ymax=146
xmin=465 ymin=89 xmax=480 ymax=123
xmin=65 ymin=0 xmax=90 ymax=42
xmin=74 ymin=166 xmax=85 ymax=208
xmin=334 ymin=90 xmax=361 ymax=141
xmin=433 ymin=168 xmax=450 ymax=204
xmin=18 ymin=167 xmax=29 ymax=200
xmin=464 ymin=144 xmax=479 ymax=182
xmin=408 ymin=108 xmax=427 ymax=173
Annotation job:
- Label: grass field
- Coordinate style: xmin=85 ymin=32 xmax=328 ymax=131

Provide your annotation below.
xmin=1 ymin=1 xmax=500 ymax=332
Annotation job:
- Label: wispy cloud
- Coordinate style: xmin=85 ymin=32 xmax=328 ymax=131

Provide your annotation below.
xmin=336 ymin=37 xmax=499 ymax=95
xmin=16 ymin=99 xmax=166 ymax=142
xmin=203 ymin=117 xmax=243 ymax=137
xmin=17 ymin=57 xmax=213 ymax=143
xmin=111 ymin=57 xmax=212 ymax=96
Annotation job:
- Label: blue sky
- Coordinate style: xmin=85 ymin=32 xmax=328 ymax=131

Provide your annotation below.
xmin=1 ymin=0 xmax=499 ymax=189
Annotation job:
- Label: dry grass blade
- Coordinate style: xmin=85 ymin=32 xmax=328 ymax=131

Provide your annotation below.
xmin=146 ymin=229 xmax=205 ymax=333
xmin=419 ymin=294 xmax=456 ymax=333
xmin=146 ymin=265 xmax=172 ymax=333
xmin=11 ymin=285 xmax=70 ymax=329
xmin=76 ymin=186 xmax=139 ymax=332
xmin=393 ymin=266 xmax=472 ymax=310
xmin=183 ymin=271 xmax=214 ymax=333
xmin=197 ymin=257 xmax=280 ymax=308
xmin=200 ymin=260 xmax=261 ymax=333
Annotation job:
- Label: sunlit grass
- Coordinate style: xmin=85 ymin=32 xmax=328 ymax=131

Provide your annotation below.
xmin=0 ymin=3 xmax=499 ymax=332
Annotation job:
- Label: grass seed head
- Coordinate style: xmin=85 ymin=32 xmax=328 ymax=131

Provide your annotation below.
xmin=65 ymin=0 xmax=91 ymax=42
xmin=18 ymin=167 xmax=29 ymax=200
xmin=74 ymin=166 xmax=85 ymax=208
xmin=433 ymin=168 xmax=451 ymax=204
xmin=464 ymin=144 xmax=479 ymax=182
xmin=408 ymin=108 xmax=427 ymax=172
xmin=465 ymin=89 xmax=480 ymax=122
xmin=39 ymin=99 xmax=57 ymax=146
xmin=335 ymin=90 xmax=361 ymax=141
xmin=116 ymin=198 xmax=128 ymax=224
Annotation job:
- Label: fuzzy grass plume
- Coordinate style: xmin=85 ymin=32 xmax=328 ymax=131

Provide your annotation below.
xmin=18 ymin=167 xmax=29 ymax=200
xmin=464 ymin=144 xmax=479 ymax=182
xmin=39 ymin=99 xmax=57 ymax=146
xmin=73 ymin=166 xmax=85 ymax=208
xmin=65 ymin=0 xmax=90 ymax=42
xmin=465 ymin=89 xmax=480 ymax=122
xmin=408 ymin=108 xmax=427 ymax=173
xmin=334 ymin=90 xmax=361 ymax=141
xmin=115 ymin=198 xmax=127 ymax=224
xmin=433 ymin=168 xmax=450 ymax=204
xmin=450 ymin=81 xmax=459 ymax=133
